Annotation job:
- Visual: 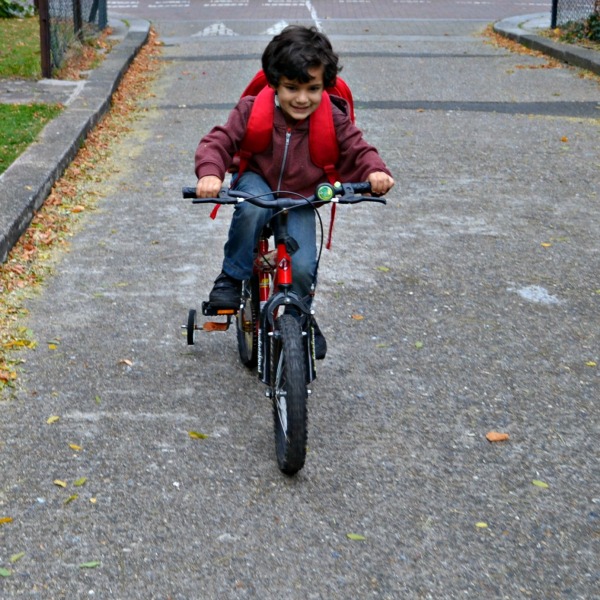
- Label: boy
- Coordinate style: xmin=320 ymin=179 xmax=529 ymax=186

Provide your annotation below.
xmin=195 ymin=25 xmax=394 ymax=357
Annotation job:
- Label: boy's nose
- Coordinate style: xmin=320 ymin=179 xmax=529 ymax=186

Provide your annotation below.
xmin=297 ymin=90 xmax=308 ymax=103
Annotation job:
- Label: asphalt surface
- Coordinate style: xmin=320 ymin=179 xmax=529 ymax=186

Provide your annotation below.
xmin=1 ymin=8 xmax=599 ymax=599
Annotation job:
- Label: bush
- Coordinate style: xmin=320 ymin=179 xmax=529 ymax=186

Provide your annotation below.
xmin=559 ymin=13 xmax=600 ymax=43
xmin=0 ymin=0 xmax=33 ymax=18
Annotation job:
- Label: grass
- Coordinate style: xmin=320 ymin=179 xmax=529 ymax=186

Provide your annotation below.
xmin=0 ymin=16 xmax=115 ymax=175
xmin=0 ymin=16 xmax=58 ymax=175
xmin=0 ymin=103 xmax=63 ymax=173
xmin=0 ymin=16 xmax=41 ymax=78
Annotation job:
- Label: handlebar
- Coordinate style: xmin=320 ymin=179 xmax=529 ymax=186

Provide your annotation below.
xmin=181 ymin=182 xmax=387 ymax=208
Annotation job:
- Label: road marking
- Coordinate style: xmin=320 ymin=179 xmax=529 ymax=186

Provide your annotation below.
xmin=203 ymin=0 xmax=249 ymax=5
xmin=148 ymin=0 xmax=190 ymax=7
xmin=193 ymin=22 xmax=239 ymax=36
xmin=263 ymin=20 xmax=289 ymax=35
xmin=305 ymin=0 xmax=323 ymax=31
xmin=107 ymin=0 xmax=140 ymax=7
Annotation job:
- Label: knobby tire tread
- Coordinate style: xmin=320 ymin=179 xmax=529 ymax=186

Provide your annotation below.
xmin=271 ymin=313 xmax=308 ymax=475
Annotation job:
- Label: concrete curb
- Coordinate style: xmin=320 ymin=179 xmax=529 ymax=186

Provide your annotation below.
xmin=494 ymin=13 xmax=600 ymax=77
xmin=0 ymin=17 xmax=150 ymax=264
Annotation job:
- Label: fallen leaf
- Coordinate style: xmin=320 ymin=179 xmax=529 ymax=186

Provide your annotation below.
xmin=561 ymin=136 xmax=568 ymax=142
xmin=541 ymin=242 xmax=552 ymax=248
xmin=532 ymin=479 xmax=549 ymax=489
xmin=73 ymin=477 xmax=87 ymax=487
xmin=376 ymin=266 xmax=390 ymax=272
xmin=90 ymin=498 xmax=97 ymax=504
xmin=64 ymin=494 xmax=79 ymax=504
xmin=585 ymin=361 xmax=597 ymax=367
xmin=476 ymin=522 xmax=488 ymax=528
xmin=9 ymin=552 xmax=25 ymax=563
xmin=119 ymin=359 xmax=133 ymax=366
xmin=69 ymin=443 xmax=82 ymax=452
xmin=71 ymin=205 xmax=86 ymax=213
xmin=0 ymin=568 xmax=11 ymax=577
xmin=189 ymin=431 xmax=209 ymax=440
xmin=79 ymin=561 xmax=101 ymax=569
xmin=47 ymin=415 xmax=60 ymax=424
xmin=0 ymin=517 xmax=13 ymax=525
xmin=346 ymin=533 xmax=366 ymax=541
xmin=351 ymin=314 xmax=364 ymax=321
xmin=486 ymin=431 xmax=509 ymax=442
xmin=53 ymin=480 xmax=67 ymax=488
xmin=415 ymin=341 xmax=424 ymax=350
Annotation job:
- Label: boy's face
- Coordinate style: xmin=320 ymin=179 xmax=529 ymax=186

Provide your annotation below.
xmin=272 ymin=65 xmax=325 ymax=124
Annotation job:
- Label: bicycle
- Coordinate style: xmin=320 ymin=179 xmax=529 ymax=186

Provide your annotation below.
xmin=182 ymin=181 xmax=387 ymax=475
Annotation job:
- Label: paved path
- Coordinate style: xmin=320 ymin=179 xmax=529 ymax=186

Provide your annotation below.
xmin=1 ymin=5 xmax=599 ymax=598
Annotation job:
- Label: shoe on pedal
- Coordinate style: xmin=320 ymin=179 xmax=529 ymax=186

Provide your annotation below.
xmin=208 ymin=271 xmax=242 ymax=309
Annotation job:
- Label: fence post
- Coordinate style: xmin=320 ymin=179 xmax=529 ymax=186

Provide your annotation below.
xmin=551 ymin=0 xmax=558 ymax=28
xmin=73 ymin=0 xmax=83 ymax=42
xmin=38 ymin=0 xmax=52 ymax=78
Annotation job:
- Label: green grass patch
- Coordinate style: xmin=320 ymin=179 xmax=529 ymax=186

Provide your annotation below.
xmin=0 ymin=103 xmax=62 ymax=174
xmin=0 ymin=16 xmax=41 ymax=78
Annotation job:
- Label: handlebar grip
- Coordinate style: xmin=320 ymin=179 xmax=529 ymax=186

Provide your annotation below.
xmin=182 ymin=186 xmax=197 ymax=199
xmin=350 ymin=182 xmax=372 ymax=194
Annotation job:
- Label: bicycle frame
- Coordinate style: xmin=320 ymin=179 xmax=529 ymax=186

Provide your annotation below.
xmin=255 ymin=209 xmax=316 ymax=387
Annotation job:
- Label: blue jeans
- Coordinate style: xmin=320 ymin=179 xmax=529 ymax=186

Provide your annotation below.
xmin=222 ymin=172 xmax=317 ymax=302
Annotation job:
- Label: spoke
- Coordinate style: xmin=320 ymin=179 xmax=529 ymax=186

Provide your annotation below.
xmin=275 ymin=351 xmax=287 ymax=433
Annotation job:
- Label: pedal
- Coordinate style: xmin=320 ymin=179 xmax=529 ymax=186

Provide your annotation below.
xmin=201 ymin=301 xmax=238 ymax=317
xmin=203 ymin=320 xmax=231 ymax=332
xmin=200 ymin=301 xmax=236 ymax=332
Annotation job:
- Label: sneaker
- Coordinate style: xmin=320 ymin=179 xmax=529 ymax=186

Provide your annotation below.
xmin=208 ymin=271 xmax=242 ymax=309
xmin=312 ymin=320 xmax=327 ymax=360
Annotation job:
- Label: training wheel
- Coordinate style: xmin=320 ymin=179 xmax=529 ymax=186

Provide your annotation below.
xmin=187 ymin=309 xmax=197 ymax=345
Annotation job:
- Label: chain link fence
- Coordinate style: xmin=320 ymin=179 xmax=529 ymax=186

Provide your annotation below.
xmin=38 ymin=0 xmax=108 ymax=76
xmin=553 ymin=0 xmax=598 ymax=27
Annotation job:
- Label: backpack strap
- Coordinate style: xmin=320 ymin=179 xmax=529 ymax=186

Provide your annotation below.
xmin=307 ymin=92 xmax=341 ymax=249
xmin=211 ymin=86 xmax=275 ymax=220
xmin=237 ymin=86 xmax=275 ymax=179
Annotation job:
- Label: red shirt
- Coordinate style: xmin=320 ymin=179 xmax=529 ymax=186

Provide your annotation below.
xmin=195 ymin=95 xmax=392 ymax=198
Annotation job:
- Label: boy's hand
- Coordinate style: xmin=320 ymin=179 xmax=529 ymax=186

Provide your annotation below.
xmin=367 ymin=172 xmax=395 ymax=196
xmin=196 ymin=175 xmax=223 ymax=198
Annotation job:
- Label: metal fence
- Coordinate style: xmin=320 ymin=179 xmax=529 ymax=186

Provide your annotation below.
xmin=38 ymin=0 xmax=108 ymax=77
xmin=552 ymin=0 xmax=598 ymax=27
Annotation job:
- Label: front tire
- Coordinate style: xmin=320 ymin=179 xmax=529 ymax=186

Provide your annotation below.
xmin=271 ymin=314 xmax=308 ymax=475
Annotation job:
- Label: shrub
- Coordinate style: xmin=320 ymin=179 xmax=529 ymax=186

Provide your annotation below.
xmin=0 ymin=0 xmax=33 ymax=18
xmin=559 ymin=13 xmax=600 ymax=43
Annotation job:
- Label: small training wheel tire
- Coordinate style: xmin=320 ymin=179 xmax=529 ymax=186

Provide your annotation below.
xmin=187 ymin=309 xmax=197 ymax=345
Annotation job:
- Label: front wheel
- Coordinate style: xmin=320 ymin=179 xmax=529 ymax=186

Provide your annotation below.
xmin=271 ymin=314 xmax=308 ymax=475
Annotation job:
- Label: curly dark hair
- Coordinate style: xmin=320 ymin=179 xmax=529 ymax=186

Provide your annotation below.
xmin=262 ymin=25 xmax=341 ymax=89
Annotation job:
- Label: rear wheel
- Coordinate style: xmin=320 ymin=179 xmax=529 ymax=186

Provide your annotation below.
xmin=271 ymin=314 xmax=307 ymax=475
xmin=236 ymin=276 xmax=259 ymax=368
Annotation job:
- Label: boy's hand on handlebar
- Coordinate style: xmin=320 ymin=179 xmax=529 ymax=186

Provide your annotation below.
xmin=367 ymin=171 xmax=395 ymax=196
xmin=196 ymin=175 xmax=223 ymax=198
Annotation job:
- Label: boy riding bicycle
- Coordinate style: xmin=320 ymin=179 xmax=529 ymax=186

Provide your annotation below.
xmin=194 ymin=25 xmax=394 ymax=358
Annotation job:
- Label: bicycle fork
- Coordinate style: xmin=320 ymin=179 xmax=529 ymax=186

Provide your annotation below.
xmin=256 ymin=232 xmax=316 ymax=387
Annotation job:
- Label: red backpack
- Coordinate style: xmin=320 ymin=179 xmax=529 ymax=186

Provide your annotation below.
xmin=215 ymin=70 xmax=355 ymax=247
